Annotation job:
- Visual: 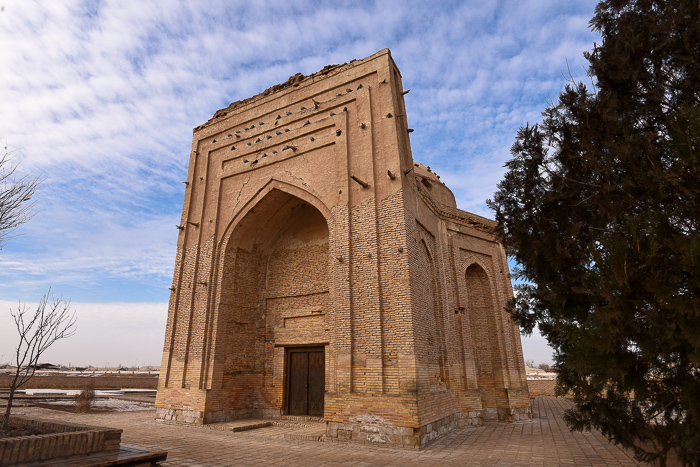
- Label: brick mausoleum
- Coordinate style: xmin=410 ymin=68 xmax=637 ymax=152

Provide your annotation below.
xmin=155 ymin=49 xmax=531 ymax=447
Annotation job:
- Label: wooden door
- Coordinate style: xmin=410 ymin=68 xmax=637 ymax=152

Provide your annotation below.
xmin=286 ymin=347 xmax=324 ymax=416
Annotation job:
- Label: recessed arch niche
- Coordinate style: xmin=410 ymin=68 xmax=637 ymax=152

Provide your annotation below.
xmin=213 ymin=188 xmax=331 ymax=415
xmin=465 ymin=262 xmax=503 ymax=410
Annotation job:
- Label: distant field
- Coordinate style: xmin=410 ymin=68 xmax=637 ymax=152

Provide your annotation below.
xmin=1 ymin=371 xmax=550 ymax=394
xmin=0 ymin=373 xmax=158 ymax=389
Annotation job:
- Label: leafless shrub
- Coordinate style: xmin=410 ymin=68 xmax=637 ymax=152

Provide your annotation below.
xmin=74 ymin=383 xmax=96 ymax=413
xmin=2 ymin=291 xmax=76 ymax=431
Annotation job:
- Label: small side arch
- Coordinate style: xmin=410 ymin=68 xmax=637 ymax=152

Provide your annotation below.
xmin=416 ymin=237 xmax=449 ymax=389
xmin=464 ymin=262 xmax=503 ymax=408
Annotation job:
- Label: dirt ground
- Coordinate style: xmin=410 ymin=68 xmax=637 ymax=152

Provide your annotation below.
xmin=0 ymin=373 xmax=158 ymax=390
xmin=0 ymin=420 xmax=59 ymax=439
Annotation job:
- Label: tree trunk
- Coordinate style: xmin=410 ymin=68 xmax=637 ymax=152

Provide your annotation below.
xmin=2 ymin=369 xmax=22 ymax=432
xmin=2 ymin=386 xmax=15 ymax=431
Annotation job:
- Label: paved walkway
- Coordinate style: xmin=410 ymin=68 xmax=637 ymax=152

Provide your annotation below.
xmin=10 ymin=397 xmax=647 ymax=466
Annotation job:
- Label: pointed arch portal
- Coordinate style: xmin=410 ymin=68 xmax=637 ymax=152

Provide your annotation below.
xmin=212 ymin=189 xmax=330 ymax=417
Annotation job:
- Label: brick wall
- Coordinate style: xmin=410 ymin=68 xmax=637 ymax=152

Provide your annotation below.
xmin=0 ymin=416 xmax=121 ymax=465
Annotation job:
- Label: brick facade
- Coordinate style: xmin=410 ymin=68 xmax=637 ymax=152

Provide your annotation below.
xmin=155 ymin=49 xmax=531 ymax=446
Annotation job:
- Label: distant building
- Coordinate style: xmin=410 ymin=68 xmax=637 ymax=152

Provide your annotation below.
xmin=156 ymin=49 xmax=530 ymax=447
xmin=29 ymin=363 xmax=60 ymax=370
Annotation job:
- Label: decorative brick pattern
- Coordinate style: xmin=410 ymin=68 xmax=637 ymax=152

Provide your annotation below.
xmin=156 ymin=48 xmax=531 ymax=448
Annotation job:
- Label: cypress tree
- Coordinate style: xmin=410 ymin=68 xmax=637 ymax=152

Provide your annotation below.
xmin=488 ymin=0 xmax=699 ymax=464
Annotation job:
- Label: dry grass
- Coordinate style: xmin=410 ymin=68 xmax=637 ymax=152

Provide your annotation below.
xmin=0 ymin=420 xmax=58 ymax=439
xmin=73 ymin=384 xmax=96 ymax=413
xmin=0 ymin=373 xmax=158 ymax=390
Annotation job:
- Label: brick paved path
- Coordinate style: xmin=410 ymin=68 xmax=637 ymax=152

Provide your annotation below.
xmin=11 ymin=397 xmax=647 ymax=466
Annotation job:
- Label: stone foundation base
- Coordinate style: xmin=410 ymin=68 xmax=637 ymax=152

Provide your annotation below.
xmin=417 ymin=411 xmax=483 ymax=445
xmin=482 ymin=406 xmax=533 ymax=422
xmin=154 ymin=404 xmax=530 ymax=448
xmin=325 ymin=411 xmax=483 ymax=448
xmin=155 ymin=407 xmax=203 ymax=424
xmin=155 ymin=407 xmax=281 ymax=424
xmin=508 ymin=405 xmax=532 ymax=421
xmin=497 ymin=406 xmax=532 ymax=422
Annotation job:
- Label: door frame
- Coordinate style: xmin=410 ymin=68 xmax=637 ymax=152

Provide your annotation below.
xmin=284 ymin=346 xmax=325 ymax=416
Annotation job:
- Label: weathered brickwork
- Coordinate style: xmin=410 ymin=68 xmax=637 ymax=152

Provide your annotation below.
xmin=156 ymin=48 xmax=531 ymax=447
xmin=0 ymin=416 xmax=122 ymax=465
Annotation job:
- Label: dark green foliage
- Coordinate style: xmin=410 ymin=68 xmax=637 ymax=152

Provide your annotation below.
xmin=487 ymin=0 xmax=699 ymax=464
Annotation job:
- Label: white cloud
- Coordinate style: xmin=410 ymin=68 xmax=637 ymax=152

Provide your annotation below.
xmin=0 ymin=0 xmax=600 ymax=363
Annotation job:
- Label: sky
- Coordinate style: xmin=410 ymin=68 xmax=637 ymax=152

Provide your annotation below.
xmin=0 ymin=0 xmax=600 ymax=368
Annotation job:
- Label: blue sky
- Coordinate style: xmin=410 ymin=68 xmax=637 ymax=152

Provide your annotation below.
xmin=0 ymin=0 xmax=599 ymax=367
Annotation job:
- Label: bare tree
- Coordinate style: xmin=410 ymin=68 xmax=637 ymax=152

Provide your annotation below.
xmin=0 ymin=141 xmax=75 ymax=432
xmin=0 ymin=141 xmax=41 ymax=250
xmin=2 ymin=290 xmax=76 ymax=431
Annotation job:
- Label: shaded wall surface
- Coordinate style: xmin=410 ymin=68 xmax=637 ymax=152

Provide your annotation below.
xmin=156 ymin=49 xmax=530 ymax=446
